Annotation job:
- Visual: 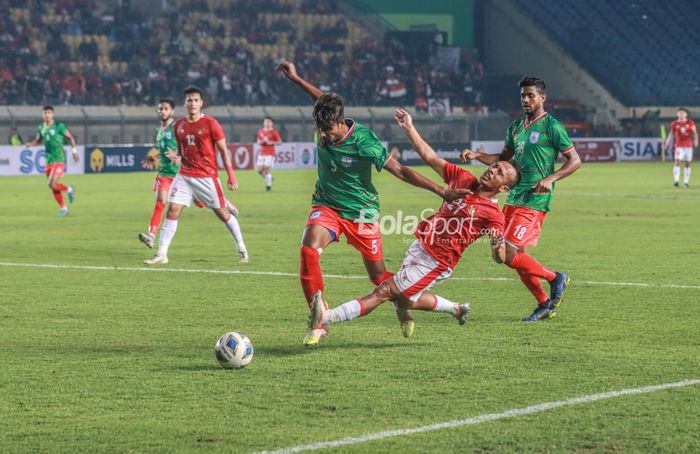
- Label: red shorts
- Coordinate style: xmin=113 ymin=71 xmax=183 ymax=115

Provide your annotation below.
xmin=503 ymin=205 xmax=547 ymax=248
xmin=45 ymin=163 xmax=65 ymax=178
xmin=154 ymin=175 xmax=175 ymax=193
xmin=306 ymin=205 xmax=383 ymax=260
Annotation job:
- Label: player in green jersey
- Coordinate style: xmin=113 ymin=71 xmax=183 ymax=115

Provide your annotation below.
xmin=276 ymin=60 xmax=469 ymax=347
xmin=138 ymin=97 xmax=239 ymax=249
xmin=138 ymin=98 xmax=181 ymax=248
xmin=24 ymin=105 xmax=78 ymax=216
xmin=462 ymin=77 xmax=581 ymax=322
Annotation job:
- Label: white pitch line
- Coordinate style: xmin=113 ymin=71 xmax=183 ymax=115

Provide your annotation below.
xmin=256 ymin=379 xmax=700 ymax=454
xmin=0 ymin=261 xmax=699 ymax=290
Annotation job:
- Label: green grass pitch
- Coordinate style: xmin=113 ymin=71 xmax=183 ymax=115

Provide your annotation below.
xmin=0 ymin=162 xmax=698 ymax=452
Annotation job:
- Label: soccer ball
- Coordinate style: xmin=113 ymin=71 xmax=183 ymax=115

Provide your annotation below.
xmin=214 ymin=332 xmax=254 ymax=369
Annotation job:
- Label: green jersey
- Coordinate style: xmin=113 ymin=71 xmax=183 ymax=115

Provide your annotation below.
xmin=156 ymin=121 xmax=180 ymax=177
xmin=37 ymin=122 xmax=69 ymax=164
xmin=312 ymin=120 xmax=389 ymax=221
xmin=504 ymin=112 xmax=574 ymax=212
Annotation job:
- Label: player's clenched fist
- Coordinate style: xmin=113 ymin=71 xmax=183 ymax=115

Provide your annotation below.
xmin=460 ymin=149 xmax=479 ymax=162
xmin=276 ymin=61 xmax=297 ymax=79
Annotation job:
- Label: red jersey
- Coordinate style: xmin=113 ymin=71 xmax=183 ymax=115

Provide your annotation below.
xmin=671 ymin=119 xmax=696 ymax=148
xmin=415 ymin=163 xmax=505 ymax=268
xmin=174 ymin=115 xmax=225 ymax=178
xmin=257 ymin=128 xmax=281 ymax=156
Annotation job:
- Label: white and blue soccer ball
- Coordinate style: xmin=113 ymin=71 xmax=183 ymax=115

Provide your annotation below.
xmin=214 ymin=332 xmax=254 ymax=369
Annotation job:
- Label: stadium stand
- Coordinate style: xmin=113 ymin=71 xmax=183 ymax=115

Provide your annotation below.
xmin=518 ymin=0 xmax=700 ymax=106
xmin=0 ymin=0 xmax=483 ymax=108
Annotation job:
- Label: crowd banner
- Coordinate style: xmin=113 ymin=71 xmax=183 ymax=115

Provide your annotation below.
xmin=85 ymin=145 xmax=153 ymax=173
xmin=0 ymin=146 xmax=86 ymax=176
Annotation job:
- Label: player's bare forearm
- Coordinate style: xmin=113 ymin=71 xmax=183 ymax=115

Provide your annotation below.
xmin=216 ymin=140 xmax=233 ymax=169
xmin=24 ymin=137 xmax=41 ymax=147
xmin=276 ymin=61 xmax=322 ymax=100
xmin=383 ymin=159 xmax=445 ymax=199
xmin=490 ymin=234 xmax=506 ymax=263
xmin=402 ymin=125 xmax=446 ymax=179
xmin=550 ymin=148 xmax=581 ymax=182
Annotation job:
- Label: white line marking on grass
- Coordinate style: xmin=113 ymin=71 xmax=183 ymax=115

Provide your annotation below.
xmin=256 ymin=379 xmax=700 ymax=454
xmin=1 ymin=262 xmax=699 ymax=290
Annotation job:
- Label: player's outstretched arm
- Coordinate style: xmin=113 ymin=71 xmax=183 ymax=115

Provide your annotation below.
xmin=394 ymin=108 xmax=447 ymax=178
xmin=460 ymin=147 xmax=508 ymax=165
xmin=24 ymin=134 xmax=42 ymax=147
xmin=383 ymin=157 xmax=469 ymax=202
xmin=275 ymin=61 xmax=323 ymax=101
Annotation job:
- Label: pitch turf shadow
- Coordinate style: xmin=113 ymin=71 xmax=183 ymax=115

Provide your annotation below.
xmin=255 ymin=341 xmax=409 ymax=357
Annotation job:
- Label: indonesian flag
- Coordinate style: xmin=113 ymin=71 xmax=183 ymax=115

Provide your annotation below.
xmin=386 ymin=77 xmax=407 ymax=98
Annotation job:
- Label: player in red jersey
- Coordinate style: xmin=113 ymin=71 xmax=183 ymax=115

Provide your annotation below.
xmin=665 ymin=107 xmax=697 ymax=188
xmin=276 ymin=61 xmax=469 ymax=346
xmin=307 ymin=109 xmax=520 ymax=340
xmin=144 ymin=85 xmax=248 ymax=265
xmin=256 ymin=116 xmax=282 ymax=191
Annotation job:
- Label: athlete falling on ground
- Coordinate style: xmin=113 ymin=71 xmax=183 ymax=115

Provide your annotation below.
xmin=276 ymin=61 xmax=468 ymax=346
xmin=307 ymin=109 xmax=520 ymax=345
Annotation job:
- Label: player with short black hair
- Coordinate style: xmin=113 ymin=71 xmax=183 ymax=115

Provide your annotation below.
xmin=276 ymin=60 xmax=469 ymax=346
xmin=462 ymin=76 xmax=581 ymax=322
xmin=144 ymin=86 xmax=248 ymax=265
xmin=665 ymin=107 xmax=697 ymax=188
xmin=24 ymin=105 xmax=79 ymax=216
xmin=256 ymin=116 xmax=282 ymax=191
xmin=308 ymin=109 xmax=520 ymax=338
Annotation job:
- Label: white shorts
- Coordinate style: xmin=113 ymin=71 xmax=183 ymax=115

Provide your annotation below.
xmin=675 ymin=147 xmax=693 ymax=162
xmin=257 ymin=154 xmax=275 ymax=169
xmin=393 ymin=240 xmax=453 ymax=302
xmin=168 ymin=174 xmax=226 ymax=209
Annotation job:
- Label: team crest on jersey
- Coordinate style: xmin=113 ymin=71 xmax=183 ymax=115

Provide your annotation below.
xmin=165 ymin=132 xmax=172 ymax=139
xmin=341 ymin=155 xmax=353 ymax=168
xmin=198 ymin=129 xmax=204 ymax=135
xmin=529 ymin=131 xmax=540 ymax=144
xmin=50 ymin=129 xmax=56 ymax=135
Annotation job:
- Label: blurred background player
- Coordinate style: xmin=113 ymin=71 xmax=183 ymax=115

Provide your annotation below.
xmin=9 ymin=127 xmax=23 ymax=145
xmin=307 ymin=109 xmax=520 ymax=346
xmin=462 ymin=77 xmax=581 ymax=322
xmin=256 ymin=116 xmax=282 ymax=191
xmin=144 ymin=86 xmax=248 ymax=265
xmin=276 ymin=61 xmax=469 ymax=346
xmin=24 ymin=106 xmax=79 ymax=216
xmin=138 ymin=97 xmax=180 ymax=248
xmin=139 ymin=98 xmax=241 ymax=249
xmin=665 ymin=107 xmax=697 ymax=188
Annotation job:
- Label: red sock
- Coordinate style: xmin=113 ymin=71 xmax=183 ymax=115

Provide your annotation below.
xmin=516 ymin=270 xmax=549 ymax=304
xmin=54 ymin=183 xmax=69 ymax=192
xmin=149 ymin=200 xmax=165 ymax=235
xmin=508 ymin=253 xmax=556 ymax=281
xmin=300 ymin=246 xmax=324 ymax=308
xmin=52 ymin=190 xmax=66 ymax=208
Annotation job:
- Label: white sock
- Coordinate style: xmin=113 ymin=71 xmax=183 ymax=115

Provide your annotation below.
xmin=224 ymin=215 xmax=246 ymax=250
xmin=158 ymin=219 xmax=178 ymax=257
xmin=674 ymin=165 xmax=680 ymax=183
xmin=433 ymin=295 xmax=458 ymax=316
xmin=324 ymin=300 xmax=362 ymax=324
xmin=684 ymin=167 xmax=691 ymax=184
xmin=265 ymin=172 xmax=272 ymax=187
